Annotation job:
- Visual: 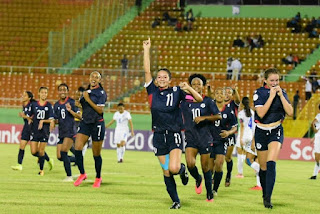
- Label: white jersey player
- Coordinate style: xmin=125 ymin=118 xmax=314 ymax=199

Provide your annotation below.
xmin=106 ymin=103 xmax=134 ymax=163
xmin=310 ymin=105 xmax=320 ymax=179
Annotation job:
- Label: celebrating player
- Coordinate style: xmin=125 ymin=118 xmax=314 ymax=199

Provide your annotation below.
xmin=143 ymin=38 xmax=203 ymax=209
xmin=73 ymin=71 xmax=107 ymax=188
xmin=105 ymin=103 xmax=134 ymax=163
xmin=253 ymin=68 xmax=293 ymax=209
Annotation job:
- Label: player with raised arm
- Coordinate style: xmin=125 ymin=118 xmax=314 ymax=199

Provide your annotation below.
xmin=143 ymin=38 xmax=203 ymax=209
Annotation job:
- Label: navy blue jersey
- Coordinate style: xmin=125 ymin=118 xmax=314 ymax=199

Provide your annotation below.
xmin=226 ymin=100 xmax=239 ymax=117
xmin=181 ymin=96 xmax=220 ymax=139
xmin=211 ymin=103 xmax=237 ymax=141
xmin=54 ymin=97 xmax=79 ymax=138
xmin=22 ymin=101 xmax=33 ymax=126
xmin=30 ymin=101 xmax=54 ymax=136
xmin=80 ymin=86 xmax=107 ymax=124
xmin=253 ymin=86 xmax=290 ymax=124
xmin=145 ymin=80 xmax=186 ymax=133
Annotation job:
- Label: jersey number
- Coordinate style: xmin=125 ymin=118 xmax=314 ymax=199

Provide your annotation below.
xmin=191 ymin=108 xmax=201 ymax=120
xmin=36 ymin=110 xmax=45 ymax=119
xmin=166 ymin=93 xmax=173 ymax=107
xmin=174 ymin=133 xmax=181 ymax=146
xmin=215 ymin=120 xmax=220 ymax=127
xmin=61 ymin=109 xmax=66 ymax=119
xmin=97 ymin=125 xmax=101 ymax=137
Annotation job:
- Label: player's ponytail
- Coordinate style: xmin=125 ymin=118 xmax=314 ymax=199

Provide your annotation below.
xmin=242 ymin=97 xmax=251 ymax=117
xmin=26 ymin=91 xmax=36 ymax=103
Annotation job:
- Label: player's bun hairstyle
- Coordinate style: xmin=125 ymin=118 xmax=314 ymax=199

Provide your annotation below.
xmin=39 ymin=86 xmax=48 ymax=92
xmin=188 ymin=73 xmax=207 ymax=86
xmin=58 ymin=83 xmax=69 ymax=91
xmin=242 ymin=97 xmax=252 ymax=117
xmin=264 ymin=68 xmax=280 ymax=80
xmin=26 ymin=91 xmax=36 ymax=102
xmin=118 ymin=103 xmax=124 ymax=107
xmin=157 ymin=68 xmax=172 ymax=80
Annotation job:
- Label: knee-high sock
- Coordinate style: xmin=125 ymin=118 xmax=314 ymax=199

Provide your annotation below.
xmin=259 ymin=169 xmax=267 ymax=198
xmin=94 ymin=155 xmax=102 ymax=178
xmin=251 ymin=161 xmax=260 ymax=172
xmin=188 ymin=166 xmax=201 ymax=181
xmin=203 ymin=170 xmax=213 ymax=197
xmin=39 ymin=155 xmax=45 ymax=170
xmin=68 ymin=155 xmax=76 ymax=163
xmin=32 ymin=152 xmax=39 ymax=157
xmin=237 ymin=153 xmax=243 ymax=174
xmin=18 ymin=149 xmax=25 ymax=164
xmin=164 ymin=175 xmax=180 ymax=203
xmin=82 ymin=143 xmax=88 ymax=156
xmin=256 ymin=172 xmax=261 ymax=187
xmin=116 ymin=147 xmax=121 ymax=161
xmin=61 ymin=151 xmax=71 ymax=177
xmin=266 ymin=161 xmax=276 ymax=199
xmin=121 ymin=146 xmax=126 ymax=159
xmin=213 ymin=171 xmax=223 ymax=192
xmin=313 ymin=162 xmax=319 ymax=176
xmin=44 ymin=152 xmax=50 ymax=161
xmin=226 ymin=160 xmax=233 ymax=179
xmin=75 ymin=150 xmax=85 ymax=174
xmin=70 ymin=146 xmax=75 ymax=155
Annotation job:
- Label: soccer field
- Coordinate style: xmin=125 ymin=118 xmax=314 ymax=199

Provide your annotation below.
xmin=0 ymin=144 xmax=319 ymax=214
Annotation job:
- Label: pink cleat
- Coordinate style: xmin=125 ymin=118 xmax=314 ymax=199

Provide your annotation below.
xmin=195 ymin=176 xmax=203 ymax=194
xmin=74 ymin=173 xmax=87 ymax=186
xmin=206 ymin=199 xmax=214 ymax=202
xmin=250 ymin=185 xmax=262 ymax=191
xmin=93 ymin=178 xmax=102 ymax=188
xmin=236 ymin=174 xmax=244 ymax=178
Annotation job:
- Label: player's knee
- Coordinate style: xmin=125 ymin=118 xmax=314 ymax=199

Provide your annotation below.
xmin=31 ymin=152 xmax=38 ymax=157
xmin=169 ymin=165 xmax=180 ymax=175
xmin=186 ymin=159 xmax=196 ymax=169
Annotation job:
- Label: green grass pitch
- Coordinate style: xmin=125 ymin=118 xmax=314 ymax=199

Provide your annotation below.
xmin=0 ymin=143 xmax=319 ymax=214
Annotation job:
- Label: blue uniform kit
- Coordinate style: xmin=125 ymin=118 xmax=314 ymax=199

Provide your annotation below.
xmin=21 ymin=102 xmax=33 ymax=141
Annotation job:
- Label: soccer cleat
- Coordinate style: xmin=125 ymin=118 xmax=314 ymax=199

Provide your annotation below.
xmin=206 ymin=192 xmax=214 ymax=202
xmin=225 ymin=177 xmax=231 ymax=187
xmin=263 ymin=197 xmax=273 ymax=209
xmin=169 ymin=202 xmax=181 ymax=209
xmin=213 ymin=190 xmax=218 ymax=197
xmin=309 ymin=176 xmax=317 ymax=179
xmin=250 ymin=185 xmax=262 ymax=190
xmin=48 ymin=159 xmax=54 ymax=171
xmin=63 ymin=176 xmax=74 ymax=182
xmin=93 ymin=178 xmax=102 ymax=188
xmin=38 ymin=170 xmax=44 ymax=176
xmin=118 ymin=159 xmax=123 ymax=163
xmin=74 ymin=173 xmax=87 ymax=186
xmin=236 ymin=174 xmax=244 ymax=178
xmin=180 ymin=163 xmax=189 ymax=185
xmin=11 ymin=164 xmax=23 ymax=171
xmin=195 ymin=175 xmax=202 ymax=194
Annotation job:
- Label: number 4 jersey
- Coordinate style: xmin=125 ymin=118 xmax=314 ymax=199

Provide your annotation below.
xmin=30 ymin=101 xmax=54 ymax=140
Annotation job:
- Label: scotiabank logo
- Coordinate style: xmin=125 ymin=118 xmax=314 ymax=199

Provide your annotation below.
xmin=0 ymin=124 xmax=22 ymax=144
xmin=279 ymin=138 xmax=314 ymax=161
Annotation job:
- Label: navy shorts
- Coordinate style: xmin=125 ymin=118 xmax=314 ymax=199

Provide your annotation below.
xmin=210 ymin=140 xmax=227 ymax=159
xmin=21 ymin=125 xmax=31 ymax=141
xmin=225 ymin=134 xmax=235 ymax=147
xmin=185 ymin=131 xmax=211 ymax=155
xmin=57 ymin=137 xmax=74 ymax=145
xmin=31 ymin=131 xmax=49 ymax=143
xmin=255 ymin=125 xmax=284 ymax=151
xmin=78 ymin=120 xmax=105 ymax=141
xmin=153 ymin=131 xmax=183 ymax=156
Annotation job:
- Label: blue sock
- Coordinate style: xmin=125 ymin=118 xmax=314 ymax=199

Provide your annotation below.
xmin=266 ymin=161 xmax=276 ymax=199
xmin=18 ymin=149 xmax=25 ymax=164
xmin=61 ymin=151 xmax=72 ymax=177
xmin=259 ymin=169 xmax=267 ymax=198
xmin=44 ymin=152 xmax=50 ymax=161
xmin=164 ymin=175 xmax=180 ymax=203
xmin=213 ymin=171 xmax=223 ymax=192
xmin=94 ymin=156 xmax=102 ymax=178
xmin=203 ymin=170 xmax=213 ymax=197
xmin=39 ymin=155 xmax=45 ymax=170
xmin=188 ymin=166 xmax=201 ymax=181
xmin=68 ymin=155 xmax=76 ymax=163
xmin=75 ymin=150 xmax=85 ymax=174
xmin=226 ymin=160 xmax=233 ymax=179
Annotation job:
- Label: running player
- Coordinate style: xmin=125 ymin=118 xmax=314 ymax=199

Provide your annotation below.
xmin=224 ymin=86 xmax=240 ymax=186
xmin=29 ymin=87 xmax=55 ymax=175
xmin=11 ymin=91 xmax=35 ymax=171
xmin=143 ymin=38 xmax=203 ymax=209
xmin=105 ymin=103 xmax=134 ymax=163
xmin=73 ymin=71 xmax=107 ymax=188
xmin=309 ymin=104 xmax=320 ymax=179
xmin=209 ymin=87 xmax=237 ymax=196
xmin=253 ymin=68 xmax=293 ymax=209
xmin=53 ymin=83 xmax=81 ymax=181
xmin=181 ymin=74 xmax=221 ymax=202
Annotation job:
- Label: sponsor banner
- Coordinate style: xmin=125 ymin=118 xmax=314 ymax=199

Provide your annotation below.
xmin=0 ymin=124 xmax=316 ymax=161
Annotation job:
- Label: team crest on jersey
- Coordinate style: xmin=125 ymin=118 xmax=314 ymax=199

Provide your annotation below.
xmin=24 ymin=108 xmax=27 ymax=111
xmin=223 ymin=114 xmax=227 ymax=118
xmin=45 ymin=107 xmax=48 ymax=110
xmin=160 ymin=92 xmax=164 ymax=95
xmin=173 ymin=87 xmax=177 ymax=92
xmin=58 ymin=107 xmax=60 ymax=110
xmin=101 ymin=91 xmax=104 ymax=94
xmin=256 ymin=143 xmax=262 ymax=149
xmin=253 ymin=94 xmax=258 ymax=101
xmin=227 ymin=104 xmax=230 ymax=107
xmin=200 ymin=103 xmax=206 ymax=108
xmin=87 ymin=90 xmax=91 ymax=93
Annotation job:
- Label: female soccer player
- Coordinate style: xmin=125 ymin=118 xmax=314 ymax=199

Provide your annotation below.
xmin=237 ymin=97 xmax=261 ymax=190
xmin=143 ymin=38 xmax=203 ymax=209
xmin=30 ymin=87 xmax=55 ymax=176
xmin=224 ymin=86 xmax=240 ymax=186
xmin=105 ymin=103 xmax=134 ymax=163
xmin=73 ymin=71 xmax=107 ymax=188
xmin=253 ymin=68 xmax=293 ymax=208
xmin=11 ymin=91 xmax=35 ymax=171
xmin=181 ymin=74 xmax=221 ymax=202
xmin=309 ymin=104 xmax=320 ymax=179
xmin=209 ymin=87 xmax=237 ymax=196
xmin=54 ymin=83 xmax=81 ymax=182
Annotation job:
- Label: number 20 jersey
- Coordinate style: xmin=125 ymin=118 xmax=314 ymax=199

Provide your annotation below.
xmin=30 ymin=101 xmax=54 ymax=139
